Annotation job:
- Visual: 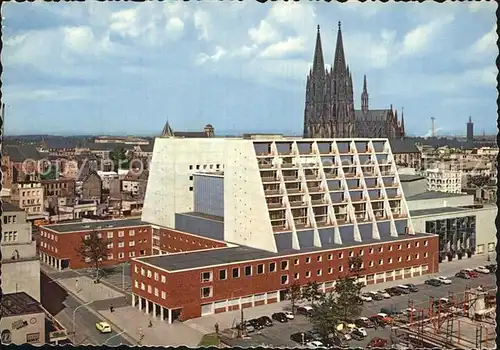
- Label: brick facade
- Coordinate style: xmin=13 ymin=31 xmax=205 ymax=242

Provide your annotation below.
xmin=153 ymin=227 xmax=227 ymax=254
xmin=131 ymin=234 xmax=439 ymax=321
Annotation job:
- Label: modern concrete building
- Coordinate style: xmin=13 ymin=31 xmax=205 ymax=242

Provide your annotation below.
xmin=133 ymin=137 xmax=438 ymax=321
xmin=1 ymin=202 xmax=41 ymax=302
xmin=420 ymin=168 xmax=462 ymax=194
xmin=400 ymin=174 xmax=496 ymax=262
xmin=9 ymin=181 xmax=46 ymax=220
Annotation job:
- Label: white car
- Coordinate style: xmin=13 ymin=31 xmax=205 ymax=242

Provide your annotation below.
xmin=436 ymin=276 xmax=452 ymax=285
xmin=402 ymin=307 xmax=417 ymax=315
xmin=283 ymin=311 xmax=295 ymax=320
xmin=376 ymin=290 xmax=391 ymax=298
xmin=475 ymin=266 xmax=490 ymax=274
xmin=354 ymin=327 xmax=367 ymax=337
xmin=360 ymin=294 xmax=373 ymax=302
xmin=306 ymin=340 xmax=324 ymax=348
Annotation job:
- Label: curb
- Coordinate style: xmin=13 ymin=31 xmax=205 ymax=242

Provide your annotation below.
xmin=52 ymin=278 xmax=139 ymax=346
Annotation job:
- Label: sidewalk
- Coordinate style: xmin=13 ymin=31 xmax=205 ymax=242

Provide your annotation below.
xmin=100 ymin=306 xmax=204 ymax=347
xmin=58 ymin=276 xmax=125 ymax=303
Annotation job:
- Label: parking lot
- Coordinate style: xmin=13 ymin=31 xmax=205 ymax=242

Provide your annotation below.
xmin=221 ymin=271 xmax=496 ymax=348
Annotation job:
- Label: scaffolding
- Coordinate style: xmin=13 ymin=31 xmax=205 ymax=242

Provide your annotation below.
xmin=390 ymin=284 xmax=497 ymax=349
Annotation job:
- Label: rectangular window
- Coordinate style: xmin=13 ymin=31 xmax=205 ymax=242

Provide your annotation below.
xmin=327 ymin=254 xmax=333 ymax=260
xmin=135 ymin=266 xmax=138 ymax=273
xmin=154 ymin=288 xmax=159 ymax=297
xmin=147 ymin=285 xmax=152 ymax=294
xmin=407 ymin=255 xmax=411 ymax=261
xmin=257 ymin=264 xmax=264 ymax=274
xmin=107 ymin=232 xmax=114 ymax=239
xmin=294 ymin=258 xmax=300 ymax=265
xmin=129 ymin=251 xmax=135 ymax=257
xmin=305 ymin=257 xmax=311 ymax=264
xmin=398 ymin=244 xmax=402 ymax=250
xmin=349 ymin=251 xmax=354 ymax=257
xmin=316 ymin=269 xmax=322 ymax=276
xmin=294 ymin=272 xmax=299 ymax=279
xmin=424 ymin=252 xmax=428 ymax=258
xmin=161 ymin=291 xmax=166 ymax=299
xmin=424 ymin=240 xmax=428 ymax=247
xmin=317 ymin=255 xmax=322 ymax=262
xmin=244 ymin=266 xmax=252 ymax=276
xmin=232 ymin=267 xmax=240 ymax=278
xmin=388 ymin=258 xmax=393 ymax=264
xmin=161 ymin=275 xmax=166 ymax=283
xmin=118 ymin=231 xmax=125 ymax=237
xmin=201 ymin=287 xmax=213 ymax=298
xmin=107 ymin=253 xmax=113 ymax=260
xmin=338 ymin=252 xmax=343 ymax=259
xmin=398 ymin=257 xmax=402 ymax=262
xmin=388 ymin=245 xmax=393 ymax=251
xmin=26 ymin=333 xmax=40 ymax=344
xmin=378 ymin=247 xmax=383 ymax=253
xmin=118 ymin=252 xmax=124 ymax=259
xmin=154 ymin=272 xmax=159 ymax=281
xmin=134 ymin=280 xmax=139 ymax=288
xmin=129 ymin=241 xmax=135 ymax=247
xmin=141 ymin=282 xmax=145 ymax=290
xmin=281 ymin=260 xmax=289 ymax=270
xmin=107 ymin=243 xmax=113 ymax=249
xmin=141 ymin=268 xmax=145 ymax=276
xmin=305 ymin=271 xmax=311 ymax=278
xmin=129 ymin=230 xmax=135 ymax=236
xmin=359 ymin=249 xmax=364 ymax=256
xmin=280 ymin=275 xmax=289 ymax=285
xmin=118 ymin=242 xmax=125 ymax=248
xmin=338 ymin=266 xmax=343 ymax=272
xmin=369 ymin=248 xmax=374 ymax=254
xmin=147 ymin=270 xmax=152 ymax=278
xmin=378 ymin=259 xmax=383 ymax=265
xmin=415 ymin=253 xmax=419 ymax=259
xmin=369 ymin=261 xmax=374 ymax=267
xmin=219 ymin=269 xmax=227 ymax=280
xmin=406 ymin=243 xmax=411 ymax=248
xmin=328 ymin=267 xmax=333 ymax=274
xmin=415 ymin=241 xmax=420 ymax=248
xmin=201 ymin=271 xmax=212 ymax=282
xmin=269 ymin=262 xmax=276 ymax=272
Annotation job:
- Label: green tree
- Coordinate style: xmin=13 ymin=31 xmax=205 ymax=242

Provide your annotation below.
xmin=310 ymin=292 xmax=338 ymax=342
xmin=334 ymin=255 xmax=365 ymax=322
xmin=41 ymin=165 xmax=58 ymax=180
xmin=285 ymin=282 xmax=303 ymax=315
xmin=302 ymin=281 xmax=321 ymax=305
xmin=110 ymin=147 xmax=130 ymax=170
xmin=75 ymin=230 xmax=109 ymax=283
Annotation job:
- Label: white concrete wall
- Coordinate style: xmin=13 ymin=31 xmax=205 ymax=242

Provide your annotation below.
xmin=224 ymin=140 xmax=277 ymax=252
xmin=406 ymin=195 xmax=474 ymax=211
xmin=142 ymin=138 xmax=227 ymax=228
xmin=2 ymin=259 xmax=41 ymax=302
xmin=0 ymin=312 xmax=45 ymax=345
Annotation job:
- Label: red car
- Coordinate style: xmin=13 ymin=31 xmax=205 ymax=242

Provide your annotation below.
xmin=462 ymin=269 xmax=478 ymax=278
xmin=367 ymin=337 xmax=389 ymax=348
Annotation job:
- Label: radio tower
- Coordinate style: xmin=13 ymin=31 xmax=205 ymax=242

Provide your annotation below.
xmin=431 ymin=117 xmax=436 ymax=137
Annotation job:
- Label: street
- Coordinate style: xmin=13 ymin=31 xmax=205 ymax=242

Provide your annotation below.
xmin=41 ymin=271 xmax=131 ymax=346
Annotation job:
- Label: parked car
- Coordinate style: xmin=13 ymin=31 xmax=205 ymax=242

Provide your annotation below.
xmin=436 ymin=276 xmax=452 ymax=285
xmin=425 ymin=278 xmax=442 ymax=287
xmin=248 ymin=319 xmax=264 ymax=330
xmin=355 ymin=316 xmax=375 ymax=328
xmin=290 ymin=332 xmax=313 ymax=344
xmin=95 ymin=322 xmax=112 ymax=334
xmin=386 ymin=287 xmax=402 ymax=296
xmin=486 ymin=264 xmax=497 ymax=273
xmin=272 ymin=312 xmax=288 ymax=323
xmin=462 ymin=269 xmax=479 ymax=278
xmin=349 ymin=331 xmax=364 ymax=341
xmin=236 ymin=321 xmax=255 ymax=333
xmin=283 ymin=311 xmax=295 ymax=320
xmin=376 ymin=313 xmax=393 ymax=324
xmin=380 ymin=307 xmax=401 ymax=317
xmin=323 ymin=336 xmax=348 ymax=348
xmin=403 ymin=283 xmax=419 ymax=292
xmin=368 ymin=315 xmax=386 ymax=327
xmin=305 ymin=330 xmax=322 ymax=341
xmin=475 ymin=266 xmax=490 ymax=274
xmin=402 ymin=307 xmax=417 ymax=316
xmin=367 ymin=337 xmax=389 ymax=348
xmin=366 ymin=291 xmax=384 ymax=300
xmin=306 ymin=340 xmax=324 ymax=348
xmin=360 ymin=293 xmax=373 ymax=302
xmin=257 ymin=316 xmax=273 ymax=327
xmin=455 ymin=271 xmax=471 ymax=279
xmin=297 ymin=306 xmax=314 ymax=317
xmin=352 ymin=327 xmax=367 ymax=337
xmin=395 ymin=286 xmax=410 ymax=294
xmin=376 ymin=290 xmax=391 ymax=299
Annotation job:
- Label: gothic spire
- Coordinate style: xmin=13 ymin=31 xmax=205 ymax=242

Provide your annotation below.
xmin=361 ymin=74 xmax=369 ymax=114
xmin=312 ymin=25 xmax=325 ymax=76
xmin=333 ymin=21 xmax=347 ymax=75
xmin=401 ymin=107 xmax=405 ymax=136
xmin=363 ymin=74 xmax=367 ymax=93
xmin=161 ymin=120 xmax=174 ymax=137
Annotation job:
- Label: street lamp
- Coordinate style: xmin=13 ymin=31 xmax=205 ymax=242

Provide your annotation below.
xmin=72 ymin=300 xmax=94 ymax=338
xmin=103 ymin=331 xmax=126 ymax=345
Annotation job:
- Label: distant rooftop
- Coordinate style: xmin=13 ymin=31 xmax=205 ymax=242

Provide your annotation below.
xmin=410 ymin=207 xmax=467 ymax=217
xmin=136 ymin=232 xmax=435 ymax=272
xmin=178 ymin=212 xmax=224 ymax=223
xmin=399 ymin=175 xmax=425 ymax=182
xmin=406 ymin=191 xmax=469 ymax=201
xmin=1 ymin=292 xmax=44 ymax=317
xmin=2 ymin=201 xmax=22 ymax=212
xmin=42 ymin=218 xmax=149 ymax=233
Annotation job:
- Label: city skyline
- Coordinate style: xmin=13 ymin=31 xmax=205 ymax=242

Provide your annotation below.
xmin=2 ymin=2 xmax=497 ymax=136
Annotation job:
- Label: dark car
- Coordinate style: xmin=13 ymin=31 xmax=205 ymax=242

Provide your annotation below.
xmin=350 ymin=331 xmax=364 ymax=341
xmin=404 ymin=283 xmax=419 ymax=292
xmin=355 ymin=317 xmax=374 ymax=328
xmin=305 ymin=330 xmax=322 ymax=341
xmin=425 ymin=278 xmax=442 ymax=287
xmin=367 ymin=337 xmax=389 ymax=348
xmin=272 ymin=312 xmax=288 ymax=323
xmin=296 ymin=306 xmax=313 ymax=317
xmin=455 ymin=271 xmax=470 ymax=279
xmin=486 ymin=264 xmax=497 ymax=273
xmin=395 ymin=286 xmax=410 ymax=294
xmin=368 ymin=292 xmax=384 ymax=301
xmin=257 ymin=316 xmax=273 ymax=327
xmin=248 ymin=318 xmax=264 ymax=330
xmin=386 ymin=288 xmax=402 ymax=296
xmin=290 ymin=332 xmax=313 ymax=344
xmin=368 ymin=315 xmax=387 ymax=327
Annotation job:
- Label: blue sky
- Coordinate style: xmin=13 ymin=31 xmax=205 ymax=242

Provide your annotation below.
xmin=2 ymin=1 xmax=497 ymax=137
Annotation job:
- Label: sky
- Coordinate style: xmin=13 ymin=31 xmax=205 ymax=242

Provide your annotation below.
xmin=2 ymin=1 xmax=497 ymax=137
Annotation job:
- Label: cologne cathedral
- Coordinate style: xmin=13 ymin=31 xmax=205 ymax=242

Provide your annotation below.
xmin=303 ymin=23 xmax=406 ymax=139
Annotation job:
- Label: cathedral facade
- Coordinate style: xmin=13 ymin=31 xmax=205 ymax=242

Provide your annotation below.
xmin=303 ymin=23 xmax=405 ymax=139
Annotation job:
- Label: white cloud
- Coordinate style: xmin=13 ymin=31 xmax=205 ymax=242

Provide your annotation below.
xmin=193 ymin=9 xmax=211 ymax=41
xmin=5 ymin=86 xmax=90 ymax=102
xmin=63 ymin=26 xmax=95 ymax=53
xmin=341 ymin=0 xmax=385 ymax=18
xmin=248 ymin=20 xmax=281 ymax=45
xmin=400 ymin=15 xmax=454 ymax=56
xmin=109 ymin=8 xmax=140 ymax=38
xmin=268 ymin=3 xmax=316 ymax=32
xmin=166 ymin=17 xmax=185 ymax=40
xmin=470 ymin=24 xmax=497 ymax=55
xmin=259 ymin=36 xmax=307 ymax=59
xmin=195 ymin=46 xmax=227 ymax=65
xmin=468 ymin=2 xmax=497 ymax=13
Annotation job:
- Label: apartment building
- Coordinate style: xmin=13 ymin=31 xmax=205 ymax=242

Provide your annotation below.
xmin=420 ymin=168 xmax=462 ymax=194
xmin=9 ymin=181 xmax=45 ymax=219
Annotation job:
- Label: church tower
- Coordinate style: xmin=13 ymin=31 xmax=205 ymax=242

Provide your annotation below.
xmin=361 ymin=74 xmax=369 ymax=114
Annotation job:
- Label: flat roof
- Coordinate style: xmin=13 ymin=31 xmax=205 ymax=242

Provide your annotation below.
xmin=42 ymin=218 xmax=149 ymax=233
xmin=136 ymin=232 xmax=435 ymax=272
xmin=410 ymin=207 xmax=467 ymax=217
xmin=1 ymin=292 xmax=44 ymax=317
xmin=177 ymin=212 xmax=224 ymax=223
xmin=2 ymin=201 xmax=22 ymax=212
xmin=406 ymin=191 xmax=469 ymax=201
xmin=399 ymin=175 xmax=425 ymax=182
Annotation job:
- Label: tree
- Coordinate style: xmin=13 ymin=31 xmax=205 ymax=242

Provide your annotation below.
xmin=302 ymin=281 xmax=321 ymax=305
xmin=285 ymin=282 xmax=303 ymax=315
xmin=310 ymin=292 xmax=338 ymax=342
xmin=334 ymin=255 xmax=365 ymax=322
xmin=75 ymin=230 xmax=109 ymax=283
xmin=110 ymin=148 xmax=130 ymax=170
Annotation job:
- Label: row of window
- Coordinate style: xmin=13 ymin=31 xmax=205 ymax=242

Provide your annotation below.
xmin=2 ymin=231 xmax=18 ymax=242
xmin=41 ymin=231 xmax=58 ymax=241
xmin=3 ymin=215 xmax=18 ymax=224
xmin=161 ymin=232 xmax=217 ymax=247
xmin=136 ymin=266 xmax=168 ymax=283
xmin=106 ymin=240 xmax=148 ymax=249
xmin=41 ymin=242 xmax=58 ymax=253
xmin=135 ymin=280 xmax=167 ymax=299
xmin=188 ymin=164 xmax=222 ymax=171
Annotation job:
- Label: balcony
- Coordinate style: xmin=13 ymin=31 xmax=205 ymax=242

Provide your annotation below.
xmin=289 ymin=200 xmax=307 ymax=208
xmin=259 ymin=163 xmax=274 ymax=169
xmin=343 ymin=172 xmax=357 ymax=178
xmin=280 ymin=163 xmax=296 ymax=169
xmin=308 ymin=187 xmax=323 ymax=193
xmin=267 ymin=202 xmax=284 ymax=209
xmin=283 ymin=176 xmax=299 ymax=182
xmin=261 ymin=177 xmax=279 ymax=183
xmin=304 ymin=174 xmax=319 ymax=180
xmin=311 ymin=199 xmax=326 ymax=205
xmin=264 ymin=189 xmax=281 ymax=196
